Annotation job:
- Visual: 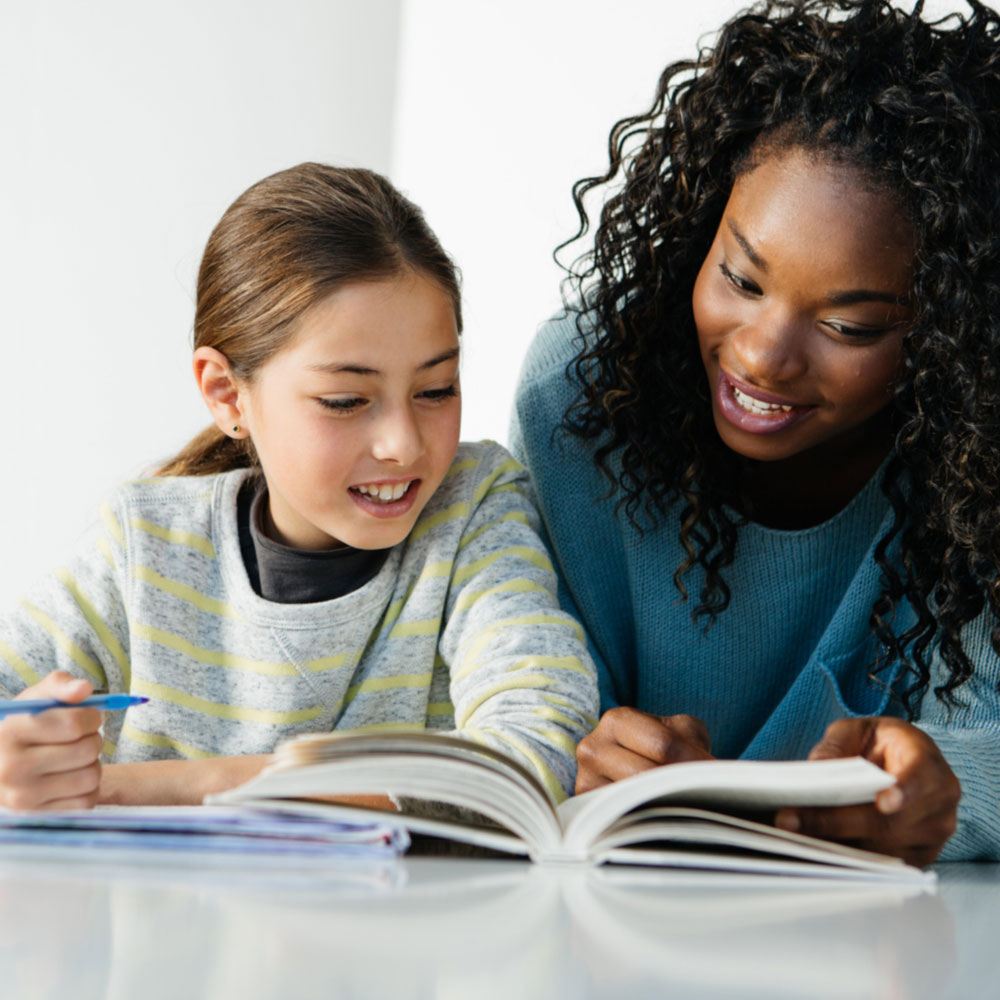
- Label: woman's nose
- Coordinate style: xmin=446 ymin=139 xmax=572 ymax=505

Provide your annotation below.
xmin=728 ymin=309 xmax=808 ymax=386
xmin=370 ymin=405 xmax=424 ymax=465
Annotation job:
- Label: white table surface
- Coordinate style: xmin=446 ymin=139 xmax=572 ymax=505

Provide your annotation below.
xmin=0 ymin=845 xmax=994 ymax=999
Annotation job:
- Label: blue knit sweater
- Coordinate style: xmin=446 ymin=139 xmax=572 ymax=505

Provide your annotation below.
xmin=512 ymin=312 xmax=1000 ymax=860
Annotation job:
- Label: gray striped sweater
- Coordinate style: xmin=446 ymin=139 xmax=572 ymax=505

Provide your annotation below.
xmin=0 ymin=442 xmax=598 ymax=801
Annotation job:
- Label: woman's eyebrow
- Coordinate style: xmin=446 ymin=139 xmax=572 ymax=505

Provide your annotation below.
xmin=306 ymin=347 xmax=460 ymax=377
xmin=825 ymin=289 xmax=910 ymax=307
xmin=726 ymin=219 xmax=909 ymax=307
xmin=726 ymin=220 xmax=768 ymax=272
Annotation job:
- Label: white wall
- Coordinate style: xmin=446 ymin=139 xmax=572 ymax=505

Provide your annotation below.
xmin=392 ymin=0 xmax=996 ymax=446
xmin=0 ymin=0 xmax=401 ymax=603
xmin=0 ymin=0 xmax=991 ymax=603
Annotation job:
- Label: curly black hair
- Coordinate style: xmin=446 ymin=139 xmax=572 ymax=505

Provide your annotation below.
xmin=560 ymin=0 xmax=1000 ymax=714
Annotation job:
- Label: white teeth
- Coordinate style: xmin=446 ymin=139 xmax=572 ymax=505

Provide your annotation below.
xmin=733 ymin=386 xmax=793 ymax=415
xmin=354 ymin=482 xmax=411 ymax=502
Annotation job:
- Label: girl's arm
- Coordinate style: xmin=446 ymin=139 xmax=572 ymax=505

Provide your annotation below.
xmin=97 ymin=754 xmax=273 ymax=805
xmin=0 ymin=502 xmax=132 ymax=704
xmin=437 ymin=446 xmax=600 ymax=802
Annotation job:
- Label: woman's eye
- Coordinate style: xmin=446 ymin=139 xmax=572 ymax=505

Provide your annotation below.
xmin=719 ymin=262 xmax=761 ymax=296
xmin=318 ymin=397 xmax=366 ymax=412
xmin=823 ymin=322 xmax=887 ymax=340
xmin=418 ymin=385 xmax=459 ymax=402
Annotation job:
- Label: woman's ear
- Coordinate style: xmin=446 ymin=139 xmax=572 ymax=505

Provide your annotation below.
xmin=193 ymin=347 xmax=250 ymax=439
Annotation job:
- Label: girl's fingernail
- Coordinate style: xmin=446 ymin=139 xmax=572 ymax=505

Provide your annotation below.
xmin=775 ymin=810 xmax=800 ymax=832
xmin=877 ymin=786 xmax=904 ymax=814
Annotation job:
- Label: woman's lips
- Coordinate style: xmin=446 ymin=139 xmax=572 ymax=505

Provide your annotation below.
xmin=348 ymin=479 xmax=421 ymax=519
xmin=715 ymin=368 xmax=815 ymax=435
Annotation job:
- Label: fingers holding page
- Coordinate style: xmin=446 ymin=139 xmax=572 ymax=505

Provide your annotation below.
xmin=575 ymin=707 xmax=714 ymax=794
xmin=776 ymin=716 xmax=960 ymax=865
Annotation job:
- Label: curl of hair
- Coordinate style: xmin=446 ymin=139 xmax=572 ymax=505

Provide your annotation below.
xmin=157 ymin=163 xmax=461 ymax=477
xmin=560 ymin=0 xmax=1000 ymax=714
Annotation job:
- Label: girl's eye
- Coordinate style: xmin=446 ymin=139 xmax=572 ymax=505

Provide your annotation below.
xmin=719 ymin=262 xmax=762 ymax=296
xmin=418 ymin=385 xmax=458 ymax=402
xmin=318 ymin=397 xmax=367 ymax=412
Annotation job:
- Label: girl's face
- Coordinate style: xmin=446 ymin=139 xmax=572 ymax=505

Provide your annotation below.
xmin=692 ymin=146 xmax=916 ymax=468
xmin=237 ymin=270 xmax=461 ymax=550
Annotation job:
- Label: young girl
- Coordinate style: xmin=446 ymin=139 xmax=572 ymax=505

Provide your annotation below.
xmin=0 ymin=163 xmax=597 ymax=810
xmin=513 ymin=0 xmax=1000 ymax=865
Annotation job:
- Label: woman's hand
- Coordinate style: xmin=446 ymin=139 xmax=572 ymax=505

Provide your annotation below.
xmin=576 ymin=706 xmax=714 ymax=794
xmin=775 ymin=717 xmax=960 ymax=867
xmin=0 ymin=671 xmax=103 ymax=811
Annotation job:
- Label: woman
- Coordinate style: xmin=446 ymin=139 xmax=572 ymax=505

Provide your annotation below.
xmin=512 ymin=0 xmax=1000 ymax=864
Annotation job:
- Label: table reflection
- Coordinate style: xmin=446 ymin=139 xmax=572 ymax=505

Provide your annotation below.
xmin=0 ymin=848 xmax=977 ymax=1000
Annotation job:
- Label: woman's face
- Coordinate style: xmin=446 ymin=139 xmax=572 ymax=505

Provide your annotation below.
xmin=692 ymin=146 xmax=916 ymax=467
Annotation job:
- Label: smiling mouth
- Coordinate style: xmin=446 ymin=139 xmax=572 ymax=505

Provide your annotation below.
xmin=716 ymin=369 xmax=814 ymax=435
xmin=732 ymin=385 xmax=795 ymax=415
xmin=350 ymin=481 xmax=416 ymax=504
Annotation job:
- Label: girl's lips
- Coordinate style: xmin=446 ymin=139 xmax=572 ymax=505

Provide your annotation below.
xmin=715 ymin=369 xmax=815 ymax=435
xmin=348 ymin=479 xmax=421 ymax=519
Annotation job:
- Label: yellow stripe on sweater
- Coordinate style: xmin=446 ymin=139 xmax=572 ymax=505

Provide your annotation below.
xmin=445 ymin=457 xmax=480 ymax=479
xmin=19 ymin=601 xmax=107 ymax=685
xmin=452 ymin=546 xmax=553 ymax=587
xmin=120 ymin=721 xmax=217 ymax=759
xmin=466 ymin=726 xmax=565 ymax=804
xmin=344 ymin=672 xmax=434 ymax=707
xmin=458 ymin=614 xmax=585 ymax=669
xmin=388 ymin=618 xmax=441 ymax=638
xmin=134 ymin=624 xmax=353 ymax=675
xmin=55 ymin=567 xmax=131 ymax=687
xmin=452 ymin=578 xmax=554 ymax=615
xmin=131 ymin=518 xmax=216 ymax=558
xmin=339 ymin=721 xmax=428 ymax=734
xmin=410 ymin=501 xmax=470 ymax=541
xmin=541 ymin=695 xmax=597 ymax=729
xmin=376 ymin=560 xmax=453 ymax=636
xmin=135 ymin=624 xmax=302 ymax=676
xmin=130 ymin=678 xmax=324 ymax=725
xmin=96 ymin=537 xmax=116 ymax=570
xmin=132 ymin=624 xmax=350 ymax=677
xmin=457 ymin=511 xmax=530 ymax=553
xmin=471 ymin=458 xmax=523 ymax=505
xmin=133 ymin=564 xmax=243 ymax=620
xmin=454 ymin=673 xmax=552 ymax=727
xmin=0 ymin=639 xmax=41 ymax=686
xmin=99 ymin=502 xmax=124 ymax=547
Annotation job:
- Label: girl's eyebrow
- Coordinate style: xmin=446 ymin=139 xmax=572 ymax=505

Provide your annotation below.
xmin=726 ymin=219 xmax=909 ymax=307
xmin=306 ymin=347 xmax=460 ymax=377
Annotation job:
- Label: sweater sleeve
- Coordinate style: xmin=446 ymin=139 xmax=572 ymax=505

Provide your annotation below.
xmin=0 ymin=498 xmax=132 ymax=700
xmin=436 ymin=446 xmax=599 ymax=803
xmin=914 ymin=612 xmax=1000 ymax=860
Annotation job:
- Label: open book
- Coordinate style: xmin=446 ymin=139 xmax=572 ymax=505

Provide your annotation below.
xmin=209 ymin=731 xmax=932 ymax=882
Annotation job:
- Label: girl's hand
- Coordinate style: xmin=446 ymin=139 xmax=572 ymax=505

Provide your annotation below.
xmin=576 ymin=706 xmax=714 ymax=793
xmin=0 ymin=671 xmax=103 ymax=811
xmin=774 ymin=717 xmax=960 ymax=867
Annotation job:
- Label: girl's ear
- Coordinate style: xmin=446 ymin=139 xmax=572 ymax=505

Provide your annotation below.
xmin=193 ymin=347 xmax=250 ymax=439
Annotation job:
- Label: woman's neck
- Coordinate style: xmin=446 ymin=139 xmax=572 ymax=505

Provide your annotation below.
xmin=740 ymin=417 xmax=893 ymax=530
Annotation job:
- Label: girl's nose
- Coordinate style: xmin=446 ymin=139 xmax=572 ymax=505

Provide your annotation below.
xmin=728 ymin=308 xmax=808 ymax=386
xmin=371 ymin=405 xmax=424 ymax=466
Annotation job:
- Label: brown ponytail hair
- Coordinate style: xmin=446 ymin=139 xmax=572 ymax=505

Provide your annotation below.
xmin=157 ymin=163 xmax=462 ymax=477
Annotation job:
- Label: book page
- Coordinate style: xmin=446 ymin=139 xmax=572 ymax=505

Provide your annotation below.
xmin=556 ymin=757 xmax=895 ymax=856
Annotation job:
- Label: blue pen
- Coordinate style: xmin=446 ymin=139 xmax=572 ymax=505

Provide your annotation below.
xmin=0 ymin=694 xmax=148 ymax=720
